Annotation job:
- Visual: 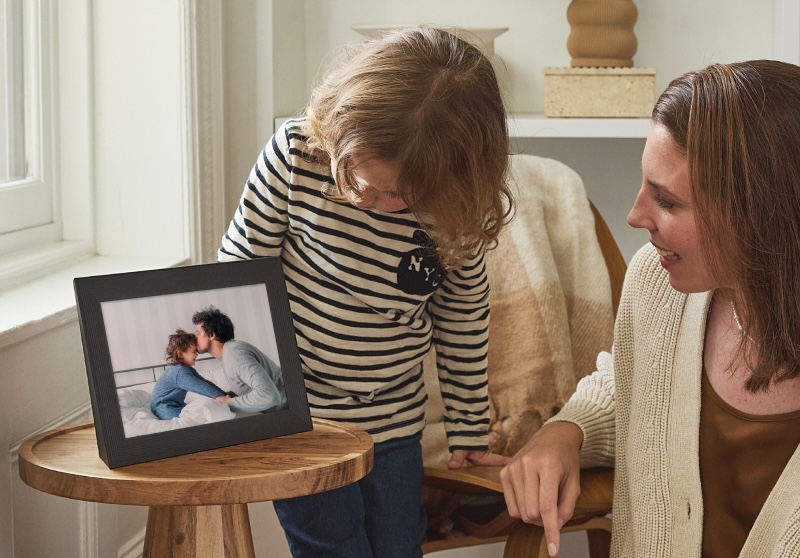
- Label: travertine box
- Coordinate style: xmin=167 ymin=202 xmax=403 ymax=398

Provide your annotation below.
xmin=543 ymin=67 xmax=656 ymax=117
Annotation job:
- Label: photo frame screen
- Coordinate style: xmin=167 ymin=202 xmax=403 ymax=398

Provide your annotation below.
xmin=74 ymin=257 xmax=311 ymax=468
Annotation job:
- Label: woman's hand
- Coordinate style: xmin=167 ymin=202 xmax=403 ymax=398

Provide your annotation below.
xmin=499 ymin=421 xmax=584 ymax=557
xmin=448 ymin=449 xmax=509 ymax=469
xmin=215 ymin=394 xmax=231 ymax=403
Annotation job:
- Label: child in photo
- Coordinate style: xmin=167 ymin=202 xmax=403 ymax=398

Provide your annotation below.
xmin=150 ymin=328 xmax=231 ymax=420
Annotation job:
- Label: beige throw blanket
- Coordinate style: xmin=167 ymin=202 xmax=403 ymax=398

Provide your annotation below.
xmin=422 ymin=154 xmax=615 ymax=466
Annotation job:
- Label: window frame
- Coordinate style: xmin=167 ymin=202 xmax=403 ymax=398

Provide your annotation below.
xmin=0 ymin=0 xmax=59 ymax=244
xmin=0 ymin=0 xmax=94 ymax=291
xmin=0 ymin=0 xmax=227 ymax=298
xmin=1 ymin=0 xmax=25 ymax=182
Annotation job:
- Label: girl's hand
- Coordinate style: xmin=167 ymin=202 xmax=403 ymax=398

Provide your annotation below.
xmin=448 ymin=449 xmax=509 ymax=469
xmin=216 ymin=394 xmax=231 ymax=403
xmin=499 ymin=421 xmax=583 ymax=557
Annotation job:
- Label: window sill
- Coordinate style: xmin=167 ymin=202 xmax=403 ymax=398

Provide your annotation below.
xmin=0 ymin=254 xmax=188 ymax=351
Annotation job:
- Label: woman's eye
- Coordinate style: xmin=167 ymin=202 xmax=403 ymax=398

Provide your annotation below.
xmin=654 ymin=194 xmax=675 ymax=210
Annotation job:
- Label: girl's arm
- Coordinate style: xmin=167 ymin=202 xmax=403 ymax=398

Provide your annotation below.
xmin=218 ymin=120 xmax=298 ymax=262
xmin=429 ymin=250 xmax=491 ymax=453
xmin=175 ymin=368 xmax=227 ymax=399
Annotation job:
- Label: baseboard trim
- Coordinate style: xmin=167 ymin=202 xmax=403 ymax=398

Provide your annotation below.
xmin=118 ymin=528 xmax=146 ymax=558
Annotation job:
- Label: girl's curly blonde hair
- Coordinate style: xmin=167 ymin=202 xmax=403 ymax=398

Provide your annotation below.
xmin=305 ymin=26 xmax=513 ymax=268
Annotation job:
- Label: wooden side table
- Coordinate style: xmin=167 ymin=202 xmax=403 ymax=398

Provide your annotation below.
xmin=18 ymin=418 xmax=373 ymax=557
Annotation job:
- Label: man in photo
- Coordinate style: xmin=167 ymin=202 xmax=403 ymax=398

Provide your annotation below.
xmin=192 ymin=306 xmax=287 ymax=413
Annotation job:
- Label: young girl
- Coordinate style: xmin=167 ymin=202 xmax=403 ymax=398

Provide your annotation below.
xmin=219 ymin=26 xmax=513 ymax=557
xmin=150 ymin=329 xmax=231 ymax=420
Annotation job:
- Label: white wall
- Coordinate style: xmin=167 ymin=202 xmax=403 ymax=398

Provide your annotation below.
xmin=92 ymin=1 xmax=189 ymax=259
xmin=310 ymin=0 xmax=774 ymax=111
xmin=2 ymin=1 xmax=795 ymax=558
xmin=280 ymin=0 xmax=777 ymax=263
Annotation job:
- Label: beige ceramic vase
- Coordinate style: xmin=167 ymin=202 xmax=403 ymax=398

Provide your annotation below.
xmin=566 ymin=0 xmax=638 ymax=67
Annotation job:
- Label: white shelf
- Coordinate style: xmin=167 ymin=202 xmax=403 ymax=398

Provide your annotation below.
xmin=275 ymin=114 xmax=650 ymax=140
xmin=508 ymin=113 xmax=650 ymax=139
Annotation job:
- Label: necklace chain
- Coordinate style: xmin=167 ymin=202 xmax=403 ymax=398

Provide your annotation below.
xmin=730 ymin=299 xmax=757 ymax=344
xmin=730 ymin=300 xmax=744 ymax=332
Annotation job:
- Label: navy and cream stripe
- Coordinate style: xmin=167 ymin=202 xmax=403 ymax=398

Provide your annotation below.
xmin=219 ymin=119 xmax=490 ymax=448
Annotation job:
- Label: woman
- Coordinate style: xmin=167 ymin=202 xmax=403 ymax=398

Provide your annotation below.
xmin=500 ymin=60 xmax=800 ymax=557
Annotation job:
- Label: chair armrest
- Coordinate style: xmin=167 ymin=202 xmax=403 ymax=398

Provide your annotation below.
xmin=573 ymin=467 xmax=613 ymax=515
xmin=423 ymin=465 xmax=503 ymax=494
xmin=423 ymin=466 xmax=613 ymax=514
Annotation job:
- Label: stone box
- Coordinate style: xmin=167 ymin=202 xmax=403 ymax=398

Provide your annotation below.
xmin=543 ymin=67 xmax=656 ymax=118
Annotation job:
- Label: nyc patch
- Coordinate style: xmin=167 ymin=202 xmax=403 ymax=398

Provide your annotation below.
xmin=398 ymin=230 xmax=445 ymax=295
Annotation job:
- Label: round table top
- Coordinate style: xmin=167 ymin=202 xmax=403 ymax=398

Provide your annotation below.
xmin=18 ymin=418 xmax=373 ymax=507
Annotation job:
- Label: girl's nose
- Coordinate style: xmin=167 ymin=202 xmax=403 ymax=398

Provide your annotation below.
xmin=356 ymin=188 xmax=376 ymax=207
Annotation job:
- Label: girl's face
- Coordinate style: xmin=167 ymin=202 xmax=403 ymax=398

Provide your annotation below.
xmin=627 ymin=123 xmax=714 ymax=294
xmin=177 ymin=345 xmax=198 ymax=366
xmin=331 ymin=156 xmax=408 ymax=213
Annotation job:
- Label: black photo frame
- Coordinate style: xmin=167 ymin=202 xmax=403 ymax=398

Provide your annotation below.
xmin=74 ymin=257 xmax=311 ymax=468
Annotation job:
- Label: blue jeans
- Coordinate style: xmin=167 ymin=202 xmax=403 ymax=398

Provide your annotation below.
xmin=151 ymin=401 xmax=183 ymax=419
xmin=273 ymin=433 xmax=426 ymax=558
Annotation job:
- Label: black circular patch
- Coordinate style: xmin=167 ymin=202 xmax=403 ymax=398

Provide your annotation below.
xmin=397 ymin=230 xmax=446 ymax=295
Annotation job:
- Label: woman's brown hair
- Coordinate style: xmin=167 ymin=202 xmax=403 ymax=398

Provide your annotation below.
xmin=304 ymin=26 xmax=513 ymax=267
xmin=165 ymin=329 xmax=197 ymax=366
xmin=654 ymin=60 xmax=800 ymax=391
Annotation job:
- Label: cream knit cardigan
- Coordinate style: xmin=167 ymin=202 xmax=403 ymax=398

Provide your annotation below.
xmin=555 ymin=243 xmax=800 ymax=558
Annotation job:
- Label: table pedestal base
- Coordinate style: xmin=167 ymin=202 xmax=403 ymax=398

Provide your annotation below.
xmin=144 ymin=504 xmax=255 ymax=557
xmin=19 ymin=420 xmax=372 ymax=557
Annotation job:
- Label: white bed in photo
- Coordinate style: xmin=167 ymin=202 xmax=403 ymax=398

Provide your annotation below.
xmin=117 ymin=367 xmax=253 ymax=438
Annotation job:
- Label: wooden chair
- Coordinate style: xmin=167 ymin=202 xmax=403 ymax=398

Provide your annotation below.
xmin=420 ymin=155 xmax=627 ymax=558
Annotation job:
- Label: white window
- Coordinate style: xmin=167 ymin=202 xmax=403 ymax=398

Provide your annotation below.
xmin=0 ymin=0 xmax=58 ymax=251
xmin=0 ymin=0 xmax=224 ymax=297
xmin=0 ymin=1 xmax=95 ymax=292
xmin=0 ymin=0 xmax=25 ymax=183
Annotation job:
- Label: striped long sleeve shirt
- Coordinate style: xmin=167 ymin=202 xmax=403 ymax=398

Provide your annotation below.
xmin=218 ymin=119 xmax=490 ymax=448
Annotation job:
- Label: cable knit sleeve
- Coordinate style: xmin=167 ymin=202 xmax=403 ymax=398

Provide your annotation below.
xmin=544 ymin=244 xmax=659 ymax=469
xmin=547 ymin=350 xmax=616 ymax=468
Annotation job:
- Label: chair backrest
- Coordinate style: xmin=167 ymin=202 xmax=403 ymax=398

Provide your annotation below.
xmin=422 ymin=154 xmax=626 ymax=465
xmin=421 ymin=157 xmax=626 ymax=554
xmin=589 ymin=201 xmax=627 ymax=317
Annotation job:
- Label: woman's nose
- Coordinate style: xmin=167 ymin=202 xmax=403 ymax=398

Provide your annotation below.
xmin=627 ymin=187 xmax=651 ymax=230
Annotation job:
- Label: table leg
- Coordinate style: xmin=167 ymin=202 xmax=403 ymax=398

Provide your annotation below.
xmin=144 ymin=503 xmax=256 ymax=557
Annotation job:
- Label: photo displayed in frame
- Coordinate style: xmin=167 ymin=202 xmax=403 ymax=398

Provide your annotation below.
xmin=74 ymin=257 xmax=311 ymax=468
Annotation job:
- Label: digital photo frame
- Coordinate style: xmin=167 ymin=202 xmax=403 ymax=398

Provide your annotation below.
xmin=74 ymin=257 xmax=311 ymax=468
